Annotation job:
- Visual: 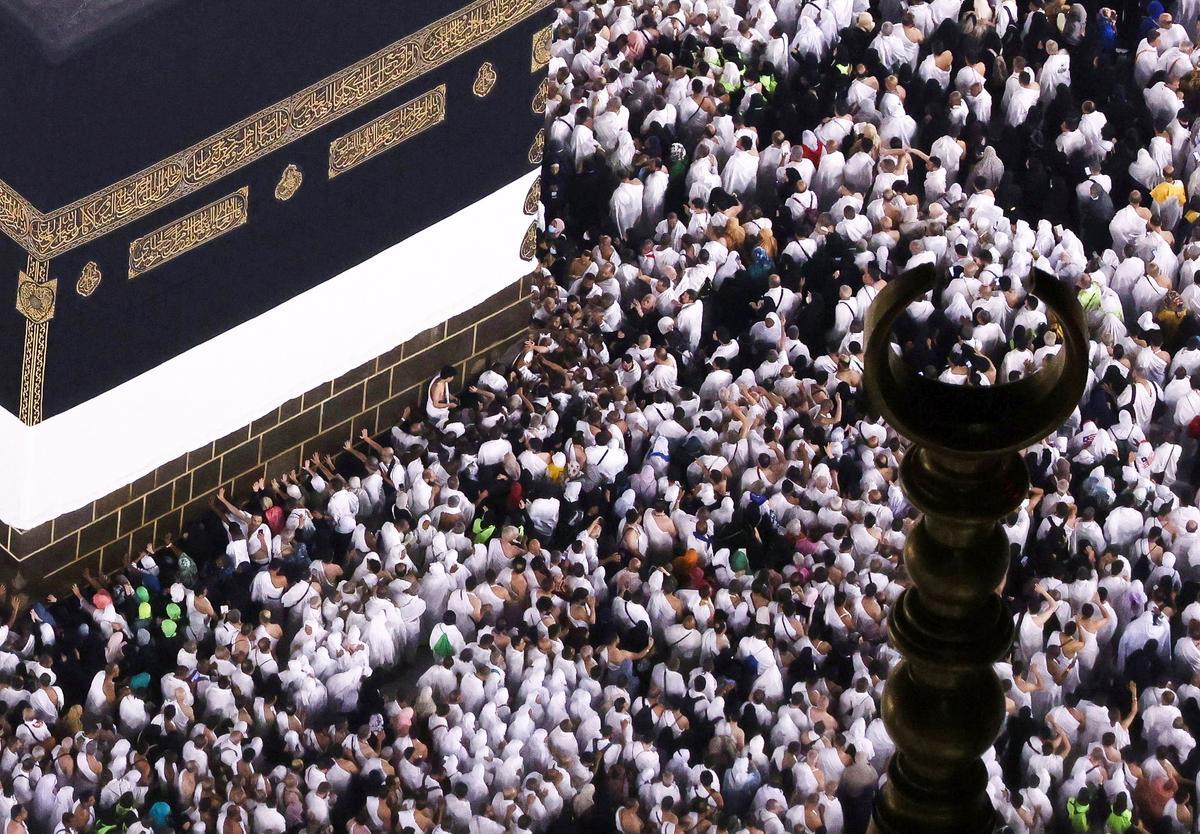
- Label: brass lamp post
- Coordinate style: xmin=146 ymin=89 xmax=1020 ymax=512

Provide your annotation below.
xmin=863 ymin=265 xmax=1088 ymax=833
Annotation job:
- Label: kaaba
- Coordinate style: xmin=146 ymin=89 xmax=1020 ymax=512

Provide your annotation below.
xmin=0 ymin=0 xmax=551 ymax=533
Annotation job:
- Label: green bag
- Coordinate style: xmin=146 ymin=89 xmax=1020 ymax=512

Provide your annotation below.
xmin=433 ymin=630 xmax=454 ymax=659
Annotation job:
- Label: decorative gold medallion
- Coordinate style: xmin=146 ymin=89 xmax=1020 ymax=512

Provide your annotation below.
xmin=524 ymin=178 xmax=541 ymax=215
xmin=473 ymin=62 xmax=498 ymax=98
xmin=520 ymin=221 xmax=538 ymax=260
xmin=528 ymin=129 xmax=545 ymax=165
xmin=274 ymin=164 xmax=304 ymax=201
xmin=15 ymin=269 xmax=56 ymax=324
xmin=329 ymin=86 xmax=447 ymax=178
xmin=129 ymin=187 xmax=249 ymax=278
xmin=76 ymin=261 xmax=102 ymax=297
xmin=531 ymin=76 xmax=549 ymax=114
xmin=531 ymin=24 xmax=552 ymax=71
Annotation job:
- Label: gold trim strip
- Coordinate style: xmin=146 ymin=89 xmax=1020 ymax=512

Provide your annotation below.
xmin=19 ymin=256 xmax=50 ymax=426
xmin=329 ymin=86 xmax=447 ymax=179
xmin=129 ymin=187 xmax=249 ymax=279
xmin=0 ymin=0 xmax=549 ymax=259
xmin=532 ymin=24 xmax=552 ymax=71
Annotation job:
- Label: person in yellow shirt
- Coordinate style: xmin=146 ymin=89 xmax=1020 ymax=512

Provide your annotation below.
xmin=1067 ymin=788 xmax=1091 ymax=832
xmin=1155 ymin=290 xmax=1190 ymax=348
xmin=1106 ymin=792 xmax=1133 ymax=833
xmin=1150 ymin=168 xmax=1186 ymax=230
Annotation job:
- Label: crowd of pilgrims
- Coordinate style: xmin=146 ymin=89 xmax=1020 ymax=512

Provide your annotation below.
xmin=8 ymin=2 xmax=1200 ymax=834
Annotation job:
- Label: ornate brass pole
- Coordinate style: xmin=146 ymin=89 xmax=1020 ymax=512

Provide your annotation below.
xmin=863 ymin=265 xmax=1087 ymax=833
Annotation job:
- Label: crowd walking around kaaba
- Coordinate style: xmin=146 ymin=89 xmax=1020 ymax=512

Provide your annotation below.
xmin=7 ymin=0 xmax=1200 ymax=832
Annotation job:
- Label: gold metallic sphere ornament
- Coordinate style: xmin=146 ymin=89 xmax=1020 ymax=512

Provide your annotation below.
xmin=863 ymin=264 xmax=1087 ymax=834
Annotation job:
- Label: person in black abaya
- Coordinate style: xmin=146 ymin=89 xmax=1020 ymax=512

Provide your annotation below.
xmin=1079 ymin=181 xmax=1116 ymax=256
xmin=541 ymin=160 xmax=572 ymax=230
xmin=790 ymin=279 xmax=828 ymax=359
xmin=712 ymin=269 xmax=763 ymax=339
xmin=996 ymin=171 xmax=1024 ymax=218
xmin=1020 ymin=0 xmax=1054 ymax=60
xmin=1018 ymin=158 xmax=1053 ymax=222
xmin=1108 ymin=127 xmax=1145 ymax=208
xmin=570 ymin=160 xmax=609 ymax=238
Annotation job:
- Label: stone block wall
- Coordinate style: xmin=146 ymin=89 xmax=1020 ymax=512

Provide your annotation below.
xmin=0 ymin=273 xmax=536 ymax=591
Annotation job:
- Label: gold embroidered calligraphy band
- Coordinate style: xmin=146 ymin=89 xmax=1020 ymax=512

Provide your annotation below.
xmin=0 ymin=0 xmax=550 ymax=260
xmin=532 ymin=24 xmax=552 ymax=71
xmin=329 ymin=86 xmax=447 ymax=179
xmin=129 ymin=188 xmax=249 ymax=279
xmin=18 ymin=256 xmax=51 ymax=426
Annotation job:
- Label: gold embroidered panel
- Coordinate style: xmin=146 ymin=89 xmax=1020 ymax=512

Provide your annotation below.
xmin=0 ymin=0 xmax=550 ymax=260
xmin=532 ymin=24 xmax=552 ymax=71
xmin=76 ymin=262 xmax=102 ymax=297
xmin=274 ymin=164 xmax=304 ymax=202
xmin=0 ymin=182 xmax=35 ymax=243
xmin=329 ymin=86 xmax=448 ymax=178
xmin=473 ymin=62 xmax=498 ymax=97
xmin=520 ymin=221 xmax=538 ymax=260
xmin=523 ymin=178 xmax=540 ymax=215
xmin=528 ymin=129 xmax=544 ymax=164
xmin=129 ymin=187 xmax=249 ymax=279
xmin=532 ymin=76 xmax=549 ymax=114
xmin=18 ymin=256 xmax=51 ymax=426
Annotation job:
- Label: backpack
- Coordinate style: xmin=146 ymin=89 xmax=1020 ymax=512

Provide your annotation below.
xmin=432 ymin=630 xmax=454 ymax=659
xmin=633 ymin=703 xmax=656 ymax=737
xmin=1187 ymin=413 xmax=1200 ymax=440
xmin=676 ymin=435 xmax=705 ymax=467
